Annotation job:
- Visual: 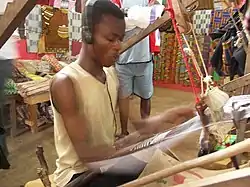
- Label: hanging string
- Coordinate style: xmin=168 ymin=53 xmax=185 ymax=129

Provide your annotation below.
xmin=165 ymin=0 xmax=200 ymax=103
xmin=190 ymin=25 xmax=209 ymax=77
xmin=182 ymin=35 xmax=205 ymax=95
xmin=182 ymin=35 xmax=203 ymax=78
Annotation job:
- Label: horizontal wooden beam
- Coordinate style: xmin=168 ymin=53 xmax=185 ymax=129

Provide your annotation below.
xmin=173 ymin=167 xmax=250 ymax=187
xmin=120 ymin=13 xmax=171 ymax=54
xmin=0 ymin=0 xmax=36 ymax=48
xmin=120 ymin=0 xmax=197 ymax=54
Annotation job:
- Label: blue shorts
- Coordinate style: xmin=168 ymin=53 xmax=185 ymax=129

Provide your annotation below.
xmin=115 ymin=62 xmax=154 ymax=99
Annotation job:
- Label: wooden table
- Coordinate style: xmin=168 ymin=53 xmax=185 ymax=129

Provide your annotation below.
xmin=3 ymin=95 xmax=19 ymax=137
xmin=23 ymin=92 xmax=50 ymax=133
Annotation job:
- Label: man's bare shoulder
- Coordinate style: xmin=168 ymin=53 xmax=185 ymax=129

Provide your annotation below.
xmin=51 ymin=73 xmax=72 ymax=90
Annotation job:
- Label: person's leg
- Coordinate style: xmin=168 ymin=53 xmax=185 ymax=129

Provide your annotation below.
xmin=133 ymin=62 xmax=154 ymax=119
xmin=87 ymin=173 xmax=138 ymax=187
xmin=140 ymin=97 xmax=151 ymax=119
xmin=0 ymin=59 xmax=13 ymax=156
xmin=115 ymin=64 xmax=133 ymax=136
xmin=68 ymin=172 xmax=139 ymax=187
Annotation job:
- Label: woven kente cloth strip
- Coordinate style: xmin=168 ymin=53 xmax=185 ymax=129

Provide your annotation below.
xmin=193 ymin=10 xmax=213 ymax=35
xmin=209 ymin=8 xmax=238 ymax=33
xmin=176 ymin=36 xmax=187 ymax=85
xmin=68 ymin=10 xmax=82 ymax=55
xmin=25 ymin=5 xmax=42 ymax=53
xmin=202 ymin=35 xmax=211 ymax=67
xmin=159 ymin=33 xmax=166 ymax=81
xmin=162 ymin=33 xmax=177 ymax=83
xmin=153 ymin=33 xmax=163 ymax=81
xmin=184 ymin=35 xmax=201 ymax=87
xmin=222 ymin=39 xmax=233 ymax=75
xmin=170 ymin=34 xmax=178 ymax=83
xmin=153 ymin=54 xmax=161 ymax=81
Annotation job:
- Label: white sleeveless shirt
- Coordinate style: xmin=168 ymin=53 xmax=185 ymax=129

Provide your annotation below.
xmin=52 ymin=62 xmax=118 ymax=187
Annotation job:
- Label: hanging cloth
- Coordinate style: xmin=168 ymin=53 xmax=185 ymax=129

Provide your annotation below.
xmin=193 ymin=10 xmax=213 ymax=35
xmin=0 ymin=126 xmax=10 ymax=169
xmin=0 ymin=146 xmax=10 ymax=169
xmin=25 ymin=5 xmax=42 ymax=53
xmin=68 ymin=10 xmax=82 ymax=56
xmin=41 ymin=6 xmax=69 ymax=53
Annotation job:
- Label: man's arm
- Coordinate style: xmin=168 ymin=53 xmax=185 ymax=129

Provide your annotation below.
xmin=50 ymin=74 xmax=116 ymax=162
xmin=114 ymin=106 xmax=195 ymax=149
xmin=132 ymin=106 xmax=195 ymax=135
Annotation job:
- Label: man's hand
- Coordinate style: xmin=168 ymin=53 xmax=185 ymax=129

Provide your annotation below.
xmin=132 ymin=106 xmax=195 ymax=135
xmin=115 ymin=130 xmax=129 ymax=141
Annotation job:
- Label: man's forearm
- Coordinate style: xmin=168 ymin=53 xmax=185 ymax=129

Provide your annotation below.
xmin=131 ymin=107 xmax=195 ymax=135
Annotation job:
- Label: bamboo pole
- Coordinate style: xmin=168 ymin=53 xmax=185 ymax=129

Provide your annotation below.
xmin=120 ymin=138 xmax=250 ymax=187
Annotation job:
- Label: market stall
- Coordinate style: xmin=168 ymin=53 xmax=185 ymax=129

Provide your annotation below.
xmin=1 ymin=0 xmax=250 ymax=186
xmin=2 ymin=55 xmax=65 ymax=135
xmin=1 ymin=0 xmax=81 ymax=135
xmin=153 ymin=1 xmax=248 ymax=91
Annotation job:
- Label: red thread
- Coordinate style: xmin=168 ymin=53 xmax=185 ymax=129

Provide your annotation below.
xmin=165 ymin=1 xmax=200 ymax=103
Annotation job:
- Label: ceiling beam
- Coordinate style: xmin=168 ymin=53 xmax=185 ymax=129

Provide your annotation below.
xmin=0 ymin=0 xmax=36 ymax=48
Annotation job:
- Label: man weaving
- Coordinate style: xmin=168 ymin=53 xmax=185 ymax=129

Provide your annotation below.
xmin=50 ymin=0 xmax=194 ymax=186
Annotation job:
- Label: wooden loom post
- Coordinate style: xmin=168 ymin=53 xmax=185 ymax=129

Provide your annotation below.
xmin=120 ymin=139 xmax=250 ymax=187
xmin=242 ymin=0 xmax=250 ymax=75
xmin=36 ymin=145 xmax=51 ymax=187
xmin=120 ymin=0 xmax=197 ymax=54
xmin=244 ymin=46 xmax=250 ymax=74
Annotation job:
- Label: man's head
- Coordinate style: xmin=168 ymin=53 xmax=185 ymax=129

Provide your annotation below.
xmin=82 ymin=0 xmax=125 ymax=67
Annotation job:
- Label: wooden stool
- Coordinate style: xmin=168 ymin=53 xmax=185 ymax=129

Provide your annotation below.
xmin=25 ymin=145 xmax=54 ymax=187
xmin=25 ymin=175 xmax=56 ymax=187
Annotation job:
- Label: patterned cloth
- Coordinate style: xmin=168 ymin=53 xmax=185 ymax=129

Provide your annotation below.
xmin=41 ymin=6 xmax=69 ymax=53
xmin=193 ymin=10 xmax=213 ymax=35
xmin=68 ymin=10 xmax=82 ymax=55
xmin=25 ymin=5 xmax=42 ymax=53
xmin=154 ymin=33 xmax=204 ymax=87
xmin=209 ymin=9 xmax=237 ymax=33
xmin=202 ymin=35 xmax=212 ymax=66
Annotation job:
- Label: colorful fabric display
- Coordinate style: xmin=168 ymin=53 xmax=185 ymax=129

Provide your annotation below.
xmin=25 ymin=5 xmax=42 ymax=53
xmin=41 ymin=6 xmax=69 ymax=54
xmin=154 ymin=32 xmax=204 ymax=87
xmin=209 ymin=9 xmax=237 ymax=33
xmin=202 ymin=35 xmax=212 ymax=66
xmin=41 ymin=55 xmax=63 ymax=72
xmin=193 ymin=10 xmax=213 ymax=35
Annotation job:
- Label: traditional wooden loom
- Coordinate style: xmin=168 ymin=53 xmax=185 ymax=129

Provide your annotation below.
xmin=1 ymin=0 xmax=249 ymax=187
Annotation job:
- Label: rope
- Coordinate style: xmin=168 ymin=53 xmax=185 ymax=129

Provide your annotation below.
xmin=182 ymin=35 xmax=205 ymax=95
xmin=190 ymin=25 xmax=209 ymax=77
xmin=165 ymin=0 xmax=200 ymax=103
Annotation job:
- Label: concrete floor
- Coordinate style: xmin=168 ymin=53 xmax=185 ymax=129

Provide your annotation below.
xmin=0 ymin=87 xmax=195 ymax=187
